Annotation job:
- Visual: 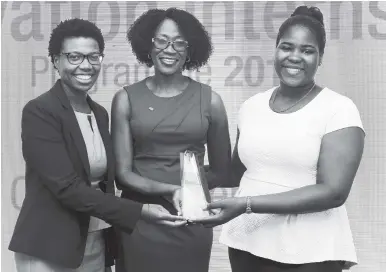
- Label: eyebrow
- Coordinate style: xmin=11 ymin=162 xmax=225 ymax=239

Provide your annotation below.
xmin=64 ymin=51 xmax=101 ymax=54
xmin=157 ymin=34 xmax=184 ymax=39
xmin=280 ymin=42 xmax=317 ymax=49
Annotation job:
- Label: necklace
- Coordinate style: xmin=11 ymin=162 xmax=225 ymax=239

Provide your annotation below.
xmin=272 ymin=83 xmax=316 ymax=113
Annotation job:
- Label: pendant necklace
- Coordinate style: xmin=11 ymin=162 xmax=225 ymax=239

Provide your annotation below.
xmin=272 ymin=83 xmax=316 ymax=113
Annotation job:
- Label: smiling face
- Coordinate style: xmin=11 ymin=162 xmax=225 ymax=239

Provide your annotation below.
xmin=150 ymin=18 xmax=189 ymax=76
xmin=54 ymin=37 xmax=101 ymax=93
xmin=274 ymin=24 xmax=322 ymax=87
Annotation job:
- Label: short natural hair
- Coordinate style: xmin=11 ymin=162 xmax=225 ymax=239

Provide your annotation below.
xmin=48 ymin=18 xmax=105 ymax=65
xmin=276 ymin=6 xmax=326 ymax=56
xmin=127 ymin=8 xmax=213 ymax=71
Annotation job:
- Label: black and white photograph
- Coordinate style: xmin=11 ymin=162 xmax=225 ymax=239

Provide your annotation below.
xmin=1 ymin=1 xmax=385 ymax=272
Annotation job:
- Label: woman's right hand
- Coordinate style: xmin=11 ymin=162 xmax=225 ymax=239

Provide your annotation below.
xmin=140 ymin=204 xmax=187 ymax=227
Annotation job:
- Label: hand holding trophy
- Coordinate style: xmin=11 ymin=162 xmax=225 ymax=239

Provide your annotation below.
xmin=141 ymin=203 xmax=187 ymax=227
xmin=180 ymin=151 xmax=211 ymax=222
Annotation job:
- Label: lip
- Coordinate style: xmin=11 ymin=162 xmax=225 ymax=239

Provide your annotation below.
xmin=159 ymin=57 xmax=178 ymax=61
xmin=73 ymin=74 xmax=94 ymax=83
xmin=281 ymin=66 xmax=304 ymax=77
xmin=158 ymin=57 xmax=179 ymax=66
xmin=282 ymin=65 xmax=304 ymax=70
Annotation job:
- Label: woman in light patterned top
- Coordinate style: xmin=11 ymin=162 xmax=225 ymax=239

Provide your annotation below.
xmin=195 ymin=6 xmax=365 ymax=272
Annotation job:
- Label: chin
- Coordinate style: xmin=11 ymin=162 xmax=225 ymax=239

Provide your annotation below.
xmin=280 ymin=77 xmax=305 ymax=88
xmin=75 ymin=84 xmax=94 ymax=94
xmin=158 ymin=68 xmax=179 ymax=76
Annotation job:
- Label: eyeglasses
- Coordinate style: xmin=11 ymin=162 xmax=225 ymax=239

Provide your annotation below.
xmin=61 ymin=52 xmax=104 ymax=65
xmin=152 ymin=37 xmax=188 ymax=52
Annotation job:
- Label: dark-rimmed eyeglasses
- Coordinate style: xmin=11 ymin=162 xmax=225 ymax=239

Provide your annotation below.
xmin=61 ymin=52 xmax=104 ymax=65
xmin=152 ymin=37 xmax=189 ymax=52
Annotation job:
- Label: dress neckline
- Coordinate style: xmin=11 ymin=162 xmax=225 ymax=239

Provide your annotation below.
xmin=143 ymin=77 xmax=193 ymax=99
xmin=267 ymin=87 xmax=327 ymax=116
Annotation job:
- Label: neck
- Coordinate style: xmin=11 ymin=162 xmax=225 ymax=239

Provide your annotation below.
xmin=60 ymin=80 xmax=88 ymax=106
xmin=279 ymin=81 xmax=315 ymax=99
xmin=152 ymin=71 xmax=186 ymax=91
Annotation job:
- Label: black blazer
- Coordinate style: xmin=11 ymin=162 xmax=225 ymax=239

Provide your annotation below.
xmin=9 ymin=80 xmax=143 ymax=268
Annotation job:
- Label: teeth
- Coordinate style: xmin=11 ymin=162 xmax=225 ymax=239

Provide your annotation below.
xmin=75 ymin=75 xmax=91 ymax=80
xmin=285 ymin=68 xmax=301 ymax=75
xmin=161 ymin=58 xmax=177 ymax=65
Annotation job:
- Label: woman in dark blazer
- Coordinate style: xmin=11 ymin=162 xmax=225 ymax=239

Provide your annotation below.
xmin=8 ymin=18 xmax=185 ymax=272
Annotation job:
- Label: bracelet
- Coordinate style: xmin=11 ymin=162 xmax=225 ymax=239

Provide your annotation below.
xmin=245 ymin=196 xmax=252 ymax=214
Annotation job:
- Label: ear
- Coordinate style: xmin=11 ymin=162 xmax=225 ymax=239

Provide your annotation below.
xmin=53 ymin=55 xmax=60 ymax=70
xmin=318 ymin=54 xmax=323 ymax=66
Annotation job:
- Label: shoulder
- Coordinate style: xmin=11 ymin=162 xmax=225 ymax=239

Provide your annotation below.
xmin=193 ymin=80 xmax=227 ymax=119
xmin=240 ymin=87 xmax=275 ymax=112
xmin=210 ymin=90 xmax=224 ymax=108
xmin=23 ymin=89 xmax=58 ymax=116
xmin=113 ymin=79 xmax=146 ymax=105
xmin=194 ymin=81 xmax=225 ymax=110
xmin=112 ymin=87 xmax=129 ymax=103
xmin=320 ymin=88 xmax=360 ymax=114
xmin=321 ymin=88 xmax=364 ymax=134
xmin=121 ymin=79 xmax=147 ymax=95
xmin=196 ymin=80 xmax=212 ymax=91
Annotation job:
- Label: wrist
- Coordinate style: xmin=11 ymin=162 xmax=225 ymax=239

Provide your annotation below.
xmin=235 ymin=197 xmax=247 ymax=216
xmin=140 ymin=204 xmax=149 ymax=220
xmin=168 ymin=185 xmax=181 ymax=196
xmin=245 ymin=196 xmax=253 ymax=214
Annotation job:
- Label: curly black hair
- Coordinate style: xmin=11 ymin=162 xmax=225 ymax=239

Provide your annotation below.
xmin=48 ymin=18 xmax=105 ymax=65
xmin=276 ymin=6 xmax=326 ymax=56
xmin=127 ymin=8 xmax=213 ymax=71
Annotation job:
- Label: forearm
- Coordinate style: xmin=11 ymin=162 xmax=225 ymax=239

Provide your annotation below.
xmin=116 ymin=170 xmax=180 ymax=196
xmin=236 ymin=184 xmax=345 ymax=215
xmin=41 ymin=174 xmax=143 ymax=233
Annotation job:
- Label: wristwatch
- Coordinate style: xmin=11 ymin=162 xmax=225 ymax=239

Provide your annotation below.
xmin=245 ymin=196 xmax=252 ymax=214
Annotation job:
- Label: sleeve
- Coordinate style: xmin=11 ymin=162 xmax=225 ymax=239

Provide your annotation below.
xmin=324 ymin=98 xmax=365 ymax=135
xmin=21 ymin=101 xmax=143 ymax=233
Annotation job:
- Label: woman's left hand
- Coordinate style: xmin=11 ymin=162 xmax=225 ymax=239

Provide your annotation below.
xmin=192 ymin=197 xmax=245 ymax=228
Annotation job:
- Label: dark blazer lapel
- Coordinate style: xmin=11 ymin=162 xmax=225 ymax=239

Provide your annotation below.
xmin=51 ymin=80 xmax=91 ymax=179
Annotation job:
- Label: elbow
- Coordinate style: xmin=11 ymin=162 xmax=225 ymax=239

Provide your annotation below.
xmin=115 ymin=170 xmax=126 ymax=189
xmin=331 ymin=194 xmax=347 ymax=208
xmin=115 ymin=168 xmax=136 ymax=190
xmin=326 ymin=188 xmax=348 ymax=209
xmin=115 ymin=169 xmax=150 ymax=194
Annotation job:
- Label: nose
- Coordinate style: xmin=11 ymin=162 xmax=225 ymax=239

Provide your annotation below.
xmin=163 ymin=42 xmax=177 ymax=54
xmin=78 ymin=57 xmax=93 ymax=69
xmin=288 ymin=49 xmax=302 ymax=63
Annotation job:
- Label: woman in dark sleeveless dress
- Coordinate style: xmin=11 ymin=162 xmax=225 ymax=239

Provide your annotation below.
xmin=111 ymin=8 xmax=232 ymax=272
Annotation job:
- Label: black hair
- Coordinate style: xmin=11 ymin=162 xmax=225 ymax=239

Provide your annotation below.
xmin=48 ymin=18 xmax=105 ymax=65
xmin=276 ymin=6 xmax=326 ymax=55
xmin=127 ymin=8 xmax=213 ymax=71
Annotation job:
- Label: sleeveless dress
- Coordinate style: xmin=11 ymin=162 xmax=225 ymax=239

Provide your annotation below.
xmin=120 ymin=79 xmax=214 ymax=272
xmin=220 ymin=87 xmax=364 ymax=269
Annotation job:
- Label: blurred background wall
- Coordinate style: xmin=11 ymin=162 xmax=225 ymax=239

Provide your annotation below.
xmin=2 ymin=1 xmax=385 ymax=271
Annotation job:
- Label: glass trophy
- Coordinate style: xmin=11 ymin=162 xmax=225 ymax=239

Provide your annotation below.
xmin=180 ymin=151 xmax=211 ymax=220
